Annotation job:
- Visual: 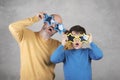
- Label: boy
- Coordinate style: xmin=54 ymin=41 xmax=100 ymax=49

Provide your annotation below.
xmin=50 ymin=25 xmax=103 ymax=80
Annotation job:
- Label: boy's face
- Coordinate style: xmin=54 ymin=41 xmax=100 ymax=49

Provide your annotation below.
xmin=71 ymin=31 xmax=83 ymax=49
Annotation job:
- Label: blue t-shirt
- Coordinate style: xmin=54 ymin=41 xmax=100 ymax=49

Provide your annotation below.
xmin=50 ymin=42 xmax=103 ymax=80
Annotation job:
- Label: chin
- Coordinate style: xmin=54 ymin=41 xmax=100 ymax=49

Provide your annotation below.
xmin=48 ymin=32 xmax=54 ymax=37
xmin=74 ymin=47 xmax=81 ymax=49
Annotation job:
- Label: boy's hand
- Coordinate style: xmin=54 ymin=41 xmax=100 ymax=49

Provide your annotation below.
xmin=37 ymin=12 xmax=46 ymax=20
xmin=88 ymin=33 xmax=92 ymax=43
xmin=62 ymin=34 xmax=68 ymax=46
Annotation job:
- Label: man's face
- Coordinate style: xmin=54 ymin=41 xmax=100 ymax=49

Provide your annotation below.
xmin=42 ymin=14 xmax=62 ymax=36
xmin=43 ymin=22 xmax=57 ymax=36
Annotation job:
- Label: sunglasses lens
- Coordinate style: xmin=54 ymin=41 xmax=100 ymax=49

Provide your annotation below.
xmin=80 ymin=35 xmax=89 ymax=42
xmin=44 ymin=14 xmax=55 ymax=26
xmin=58 ymin=24 xmax=64 ymax=30
xmin=79 ymin=36 xmax=84 ymax=41
xmin=67 ymin=35 xmax=74 ymax=42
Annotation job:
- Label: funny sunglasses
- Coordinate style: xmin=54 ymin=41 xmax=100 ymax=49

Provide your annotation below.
xmin=67 ymin=33 xmax=89 ymax=42
xmin=43 ymin=14 xmax=66 ymax=34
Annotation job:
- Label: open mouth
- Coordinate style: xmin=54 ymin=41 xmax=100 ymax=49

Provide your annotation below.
xmin=48 ymin=28 xmax=52 ymax=32
xmin=75 ymin=43 xmax=79 ymax=46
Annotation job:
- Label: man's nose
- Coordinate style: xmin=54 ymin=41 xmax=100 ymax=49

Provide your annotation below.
xmin=50 ymin=26 xmax=54 ymax=29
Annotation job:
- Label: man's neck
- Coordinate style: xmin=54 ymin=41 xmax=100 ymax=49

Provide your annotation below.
xmin=39 ymin=30 xmax=50 ymax=40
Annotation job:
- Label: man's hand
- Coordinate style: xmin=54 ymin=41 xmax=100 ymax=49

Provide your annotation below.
xmin=37 ymin=12 xmax=46 ymax=20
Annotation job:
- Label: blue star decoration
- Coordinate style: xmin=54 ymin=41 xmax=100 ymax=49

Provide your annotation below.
xmin=54 ymin=24 xmax=66 ymax=34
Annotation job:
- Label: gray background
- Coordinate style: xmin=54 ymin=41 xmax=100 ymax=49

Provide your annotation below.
xmin=0 ymin=0 xmax=120 ymax=80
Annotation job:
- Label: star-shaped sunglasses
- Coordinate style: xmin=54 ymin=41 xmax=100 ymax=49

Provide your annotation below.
xmin=67 ymin=33 xmax=89 ymax=42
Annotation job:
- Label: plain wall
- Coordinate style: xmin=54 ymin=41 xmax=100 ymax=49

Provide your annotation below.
xmin=0 ymin=0 xmax=120 ymax=80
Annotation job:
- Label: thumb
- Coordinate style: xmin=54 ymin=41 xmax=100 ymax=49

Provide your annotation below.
xmin=88 ymin=33 xmax=92 ymax=43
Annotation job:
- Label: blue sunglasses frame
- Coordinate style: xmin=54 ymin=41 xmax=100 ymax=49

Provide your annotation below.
xmin=43 ymin=14 xmax=66 ymax=34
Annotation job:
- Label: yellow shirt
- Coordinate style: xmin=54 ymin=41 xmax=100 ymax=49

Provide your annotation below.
xmin=9 ymin=16 xmax=61 ymax=80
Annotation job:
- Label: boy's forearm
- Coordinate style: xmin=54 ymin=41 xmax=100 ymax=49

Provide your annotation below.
xmin=50 ymin=45 xmax=65 ymax=63
xmin=90 ymin=42 xmax=103 ymax=60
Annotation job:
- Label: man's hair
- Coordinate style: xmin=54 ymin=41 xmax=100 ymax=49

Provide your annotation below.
xmin=69 ymin=25 xmax=86 ymax=34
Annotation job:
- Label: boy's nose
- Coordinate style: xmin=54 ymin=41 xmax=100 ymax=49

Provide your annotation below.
xmin=74 ymin=38 xmax=80 ymax=42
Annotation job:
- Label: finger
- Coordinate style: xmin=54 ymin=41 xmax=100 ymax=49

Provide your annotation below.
xmin=38 ymin=12 xmax=46 ymax=19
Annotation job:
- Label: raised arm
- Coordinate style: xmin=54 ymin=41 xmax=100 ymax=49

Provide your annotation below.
xmin=88 ymin=34 xmax=103 ymax=60
xmin=89 ymin=42 xmax=103 ymax=60
xmin=9 ymin=15 xmax=40 ymax=42
xmin=50 ymin=34 xmax=68 ymax=63
xmin=50 ymin=45 xmax=65 ymax=64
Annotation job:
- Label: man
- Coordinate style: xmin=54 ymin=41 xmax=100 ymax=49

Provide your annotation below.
xmin=9 ymin=12 xmax=63 ymax=80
